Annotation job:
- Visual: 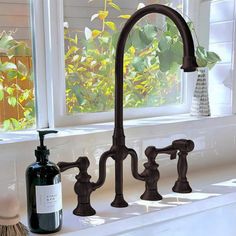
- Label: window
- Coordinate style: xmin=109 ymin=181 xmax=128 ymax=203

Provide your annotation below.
xmin=5 ymin=0 xmax=231 ymax=131
xmin=0 ymin=0 xmax=35 ymax=131
xmin=61 ymin=0 xmax=193 ymax=126
xmin=33 ymin=0 xmax=203 ymax=128
xmin=64 ymin=0 xmax=184 ymax=114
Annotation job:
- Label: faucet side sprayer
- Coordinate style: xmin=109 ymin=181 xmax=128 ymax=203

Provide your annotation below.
xmin=58 ymin=4 xmax=197 ymax=216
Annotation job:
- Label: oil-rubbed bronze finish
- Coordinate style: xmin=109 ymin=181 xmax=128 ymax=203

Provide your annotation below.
xmin=142 ymin=139 xmax=195 ymax=200
xmin=172 ymin=139 xmax=195 ymax=193
xmin=58 ymin=157 xmax=96 ymax=216
xmin=58 ymin=4 xmax=197 ymax=216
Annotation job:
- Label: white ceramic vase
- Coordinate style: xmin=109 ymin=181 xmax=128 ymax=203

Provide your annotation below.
xmin=190 ymin=67 xmax=211 ymax=116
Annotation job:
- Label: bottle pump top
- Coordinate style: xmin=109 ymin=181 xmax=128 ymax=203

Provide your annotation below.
xmin=35 ymin=130 xmax=58 ymax=159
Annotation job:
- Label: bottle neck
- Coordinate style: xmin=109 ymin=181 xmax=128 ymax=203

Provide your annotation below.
xmin=35 ymin=147 xmax=50 ymax=164
xmin=36 ymin=155 xmax=49 ymax=164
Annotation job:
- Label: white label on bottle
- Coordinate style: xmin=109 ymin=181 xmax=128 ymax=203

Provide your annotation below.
xmin=35 ymin=183 xmax=62 ymax=214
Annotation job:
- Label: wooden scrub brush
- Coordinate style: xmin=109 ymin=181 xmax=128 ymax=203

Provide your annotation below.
xmin=0 ymin=194 xmax=28 ymax=236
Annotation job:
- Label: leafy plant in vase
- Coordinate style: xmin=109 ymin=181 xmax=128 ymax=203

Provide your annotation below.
xmin=190 ymin=46 xmax=221 ymax=116
xmin=152 ymin=17 xmax=221 ymax=116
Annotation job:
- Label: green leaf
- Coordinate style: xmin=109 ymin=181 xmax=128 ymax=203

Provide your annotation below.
xmin=130 ymin=28 xmax=147 ymax=50
xmin=196 ymin=46 xmax=208 ymax=67
xmin=99 ymin=36 xmax=110 ymax=44
xmin=65 ymin=46 xmax=78 ymax=58
xmin=17 ymin=60 xmax=28 ymax=76
xmin=23 ymin=90 xmax=30 ymax=100
xmin=10 ymin=118 xmax=20 ymax=129
xmin=158 ymin=36 xmax=172 ymax=52
xmin=24 ymin=109 xmax=31 ymax=117
xmin=0 ymin=89 xmax=3 ymax=101
xmin=105 ymin=21 xmax=117 ymax=31
xmin=169 ymin=62 xmax=180 ymax=74
xmin=118 ymin=15 xmax=131 ymax=19
xmin=196 ymin=46 xmax=207 ymax=59
xmin=171 ymin=41 xmax=183 ymax=64
xmin=108 ymin=2 xmax=121 ymax=11
xmin=3 ymin=119 xmax=11 ymax=130
xmin=143 ymin=24 xmax=157 ymax=43
xmin=92 ymin=29 xmax=102 ymax=38
xmin=6 ymin=87 xmax=14 ymax=95
xmin=187 ymin=21 xmax=194 ymax=31
xmin=7 ymin=70 xmax=17 ymax=79
xmin=0 ymin=33 xmax=14 ymax=54
xmin=0 ymin=62 xmax=17 ymax=72
xmin=10 ymin=42 xmax=31 ymax=56
xmin=8 ymin=96 xmax=17 ymax=107
xmin=206 ymin=51 xmax=221 ymax=63
xmin=196 ymin=58 xmax=207 ymax=67
xmin=98 ymin=10 xmax=109 ymax=20
xmin=166 ymin=18 xmax=179 ymax=36
xmin=135 ymin=84 xmax=144 ymax=90
xmin=111 ymin=32 xmax=119 ymax=47
xmin=158 ymin=50 xmax=174 ymax=72
xmin=132 ymin=57 xmax=145 ymax=72
xmin=150 ymin=56 xmax=157 ymax=65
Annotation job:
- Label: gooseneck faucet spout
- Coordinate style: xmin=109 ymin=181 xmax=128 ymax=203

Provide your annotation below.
xmin=58 ymin=4 xmax=197 ymax=216
xmin=114 ymin=4 xmax=197 ymax=138
xmin=110 ymin=4 xmax=197 ymax=207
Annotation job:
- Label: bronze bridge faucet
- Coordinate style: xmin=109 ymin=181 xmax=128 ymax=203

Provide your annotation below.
xmin=58 ymin=4 xmax=197 ymax=216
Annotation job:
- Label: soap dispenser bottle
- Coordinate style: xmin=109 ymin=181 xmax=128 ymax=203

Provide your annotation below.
xmin=26 ymin=130 xmax=62 ymax=234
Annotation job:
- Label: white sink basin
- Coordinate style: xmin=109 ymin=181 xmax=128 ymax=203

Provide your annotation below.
xmin=25 ymin=165 xmax=236 ymax=236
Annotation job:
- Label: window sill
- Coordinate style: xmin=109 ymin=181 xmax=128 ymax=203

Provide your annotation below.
xmin=0 ymin=113 xmax=235 ymax=145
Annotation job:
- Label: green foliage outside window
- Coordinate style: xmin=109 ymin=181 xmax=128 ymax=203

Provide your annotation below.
xmin=64 ymin=0 xmax=220 ymax=114
xmin=65 ymin=1 xmax=182 ymax=114
xmin=0 ymin=32 xmax=35 ymax=131
xmin=0 ymin=0 xmax=220 ymax=131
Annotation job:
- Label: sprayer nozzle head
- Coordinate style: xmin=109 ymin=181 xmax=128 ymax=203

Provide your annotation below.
xmin=181 ymin=56 xmax=198 ymax=72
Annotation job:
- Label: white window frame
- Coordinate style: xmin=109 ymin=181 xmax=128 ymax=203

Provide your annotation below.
xmin=30 ymin=0 xmax=48 ymax=128
xmin=32 ymin=0 xmax=201 ymax=128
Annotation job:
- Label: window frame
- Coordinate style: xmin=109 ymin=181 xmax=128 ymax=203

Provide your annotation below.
xmin=33 ymin=0 xmax=200 ymax=128
xmin=30 ymin=0 xmax=48 ymax=128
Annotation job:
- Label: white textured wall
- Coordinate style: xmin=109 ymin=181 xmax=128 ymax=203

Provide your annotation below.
xmin=207 ymin=0 xmax=236 ymax=115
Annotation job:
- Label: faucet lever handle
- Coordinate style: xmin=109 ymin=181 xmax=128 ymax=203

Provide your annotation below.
xmin=172 ymin=139 xmax=194 ymax=153
xmin=155 ymin=145 xmax=178 ymax=160
xmin=57 ymin=156 xmax=96 ymax=216
xmin=57 ymin=156 xmax=89 ymax=173
xmin=140 ymin=146 xmax=162 ymax=201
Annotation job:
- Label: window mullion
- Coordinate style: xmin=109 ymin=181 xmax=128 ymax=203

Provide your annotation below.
xmin=182 ymin=0 xmax=201 ymax=111
xmin=30 ymin=0 xmax=49 ymax=128
xmin=232 ymin=0 xmax=236 ymax=113
xmin=43 ymin=0 xmax=66 ymax=128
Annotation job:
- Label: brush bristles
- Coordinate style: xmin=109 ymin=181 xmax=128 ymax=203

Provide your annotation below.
xmin=0 ymin=222 xmax=29 ymax=236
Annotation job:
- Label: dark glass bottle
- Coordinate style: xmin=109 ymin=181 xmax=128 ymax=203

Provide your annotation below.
xmin=26 ymin=130 xmax=62 ymax=234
